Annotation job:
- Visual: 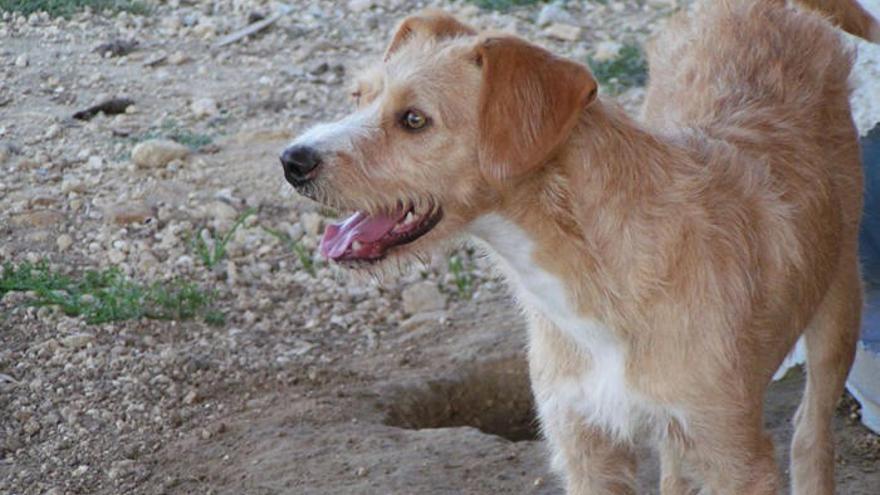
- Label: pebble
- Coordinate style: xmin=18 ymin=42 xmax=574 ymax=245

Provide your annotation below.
xmin=14 ymin=54 xmax=28 ymax=67
xmin=593 ymin=40 xmax=623 ymax=62
xmin=167 ymin=51 xmax=190 ymax=65
xmin=23 ymin=418 xmax=41 ymax=436
xmin=348 ymin=0 xmax=374 ymax=12
xmin=131 ymin=139 xmax=189 ymax=168
xmin=190 ymin=97 xmax=218 ymax=118
xmin=11 ymin=210 xmax=66 ymax=228
xmin=44 ymin=123 xmax=61 ymax=139
xmin=107 ymin=202 xmax=155 ymax=225
xmin=86 ymin=155 xmax=104 ymax=170
xmin=544 ymin=23 xmax=581 ymax=42
xmin=301 ymin=212 xmax=324 ymax=237
xmin=56 ymin=234 xmax=73 ymax=252
xmin=0 ymin=143 xmax=10 ymax=164
xmin=537 ymin=3 xmax=575 ymax=27
xmin=401 ymin=281 xmax=446 ymax=315
xmin=400 ymin=310 xmax=447 ymax=332
xmin=206 ymin=201 xmax=237 ymax=223
xmin=60 ymin=333 xmax=95 ymax=349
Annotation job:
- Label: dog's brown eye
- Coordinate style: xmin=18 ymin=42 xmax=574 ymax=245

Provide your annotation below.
xmin=401 ymin=109 xmax=428 ymax=131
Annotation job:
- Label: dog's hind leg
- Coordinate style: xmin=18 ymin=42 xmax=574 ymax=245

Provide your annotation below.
xmin=790 ymin=256 xmax=861 ymax=495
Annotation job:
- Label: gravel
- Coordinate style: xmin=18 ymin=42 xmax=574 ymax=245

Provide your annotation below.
xmin=0 ymin=1 xmax=877 ymax=494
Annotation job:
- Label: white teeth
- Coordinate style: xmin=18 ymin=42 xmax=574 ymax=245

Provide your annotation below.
xmin=404 ymin=211 xmax=415 ymax=224
xmin=352 ymin=241 xmax=362 ymax=250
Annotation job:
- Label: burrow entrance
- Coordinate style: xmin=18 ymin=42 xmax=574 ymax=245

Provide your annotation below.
xmin=383 ymin=356 xmax=540 ymax=442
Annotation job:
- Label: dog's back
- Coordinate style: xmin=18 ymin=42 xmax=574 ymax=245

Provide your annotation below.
xmin=644 ymin=0 xmax=853 ymax=145
xmin=644 ymin=0 xmax=862 ymax=237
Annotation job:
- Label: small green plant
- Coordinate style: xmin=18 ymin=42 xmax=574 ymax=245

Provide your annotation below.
xmin=0 ymin=261 xmax=222 ymax=325
xmin=588 ymin=42 xmax=648 ymax=94
xmin=469 ymin=0 xmax=544 ymax=11
xmin=192 ymin=209 xmax=256 ymax=269
xmin=448 ymin=254 xmax=474 ymax=299
xmin=142 ymin=119 xmax=214 ymax=151
xmin=0 ymin=0 xmax=151 ymax=18
xmin=262 ymin=226 xmax=317 ymax=277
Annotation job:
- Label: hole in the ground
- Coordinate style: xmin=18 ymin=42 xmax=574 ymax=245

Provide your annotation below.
xmin=383 ymin=356 xmax=540 ymax=442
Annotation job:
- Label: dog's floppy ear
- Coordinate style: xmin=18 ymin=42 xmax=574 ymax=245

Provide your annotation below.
xmin=475 ymin=36 xmax=598 ymax=183
xmin=385 ymin=10 xmax=476 ymax=61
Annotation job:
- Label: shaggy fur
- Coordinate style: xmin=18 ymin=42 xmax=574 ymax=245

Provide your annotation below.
xmin=282 ymin=1 xmax=876 ymax=493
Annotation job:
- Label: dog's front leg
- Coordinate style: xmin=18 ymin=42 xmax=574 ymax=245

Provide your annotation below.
xmin=527 ymin=313 xmax=637 ymax=495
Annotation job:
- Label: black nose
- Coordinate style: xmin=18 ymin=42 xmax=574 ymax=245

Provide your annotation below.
xmin=280 ymin=145 xmax=322 ymax=183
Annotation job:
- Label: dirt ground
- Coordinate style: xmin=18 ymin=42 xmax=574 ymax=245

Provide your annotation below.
xmin=1 ymin=1 xmax=879 ymax=494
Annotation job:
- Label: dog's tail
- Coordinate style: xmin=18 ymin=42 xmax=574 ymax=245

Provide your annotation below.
xmin=793 ymin=0 xmax=880 ymax=41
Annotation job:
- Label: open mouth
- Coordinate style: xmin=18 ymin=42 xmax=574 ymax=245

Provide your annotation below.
xmin=320 ymin=201 xmax=443 ymax=264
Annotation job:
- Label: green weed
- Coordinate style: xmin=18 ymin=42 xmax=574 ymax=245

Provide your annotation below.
xmin=0 ymin=0 xmax=151 ymax=18
xmin=142 ymin=119 xmax=214 ymax=151
xmin=588 ymin=42 xmax=648 ymax=94
xmin=469 ymin=0 xmax=544 ymax=11
xmin=447 ymin=254 xmax=474 ymax=300
xmin=262 ymin=226 xmax=317 ymax=277
xmin=192 ymin=208 xmax=256 ymax=269
xmin=0 ymin=261 xmax=222 ymax=325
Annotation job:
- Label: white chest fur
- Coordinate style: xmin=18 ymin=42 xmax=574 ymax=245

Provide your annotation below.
xmin=468 ymin=214 xmax=673 ymax=441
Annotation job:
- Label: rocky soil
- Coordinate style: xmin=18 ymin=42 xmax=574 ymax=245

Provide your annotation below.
xmin=1 ymin=1 xmax=879 ymax=494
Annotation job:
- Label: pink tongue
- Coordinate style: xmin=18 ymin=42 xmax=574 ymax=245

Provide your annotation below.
xmin=320 ymin=211 xmax=400 ymax=259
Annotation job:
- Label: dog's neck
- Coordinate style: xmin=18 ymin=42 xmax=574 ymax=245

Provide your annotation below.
xmin=471 ymin=99 xmax=696 ymax=324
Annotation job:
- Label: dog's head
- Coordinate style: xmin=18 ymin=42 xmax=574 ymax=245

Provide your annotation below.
xmin=281 ymin=10 xmax=597 ymax=267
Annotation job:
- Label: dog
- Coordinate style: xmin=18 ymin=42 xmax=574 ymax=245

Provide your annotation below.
xmin=280 ymin=1 xmax=878 ymax=493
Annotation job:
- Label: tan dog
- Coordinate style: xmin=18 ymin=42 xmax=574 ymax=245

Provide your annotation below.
xmin=280 ymin=1 xmax=876 ymax=493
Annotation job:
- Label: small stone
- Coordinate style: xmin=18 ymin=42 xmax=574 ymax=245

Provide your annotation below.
xmin=14 ymin=54 xmax=28 ymax=67
xmin=86 ymin=155 xmax=104 ymax=169
xmin=593 ymin=40 xmax=623 ymax=62
xmin=544 ymin=23 xmax=581 ymax=41
xmin=348 ymin=0 xmax=373 ymax=12
xmin=107 ymin=202 xmax=155 ymax=225
xmin=61 ymin=333 xmax=95 ymax=349
xmin=537 ymin=3 xmax=574 ymax=27
xmin=72 ymin=465 xmax=89 ymax=477
xmin=11 ymin=210 xmax=65 ymax=228
xmin=44 ymin=123 xmax=61 ymax=139
xmin=56 ymin=234 xmax=73 ymax=252
xmin=108 ymin=460 xmax=134 ymax=481
xmin=401 ymin=281 xmax=446 ymax=315
xmin=190 ymin=97 xmax=218 ymax=118
xmin=400 ymin=310 xmax=447 ymax=332
xmin=192 ymin=19 xmax=217 ymax=39
xmin=30 ymin=195 xmax=57 ymax=207
xmin=0 ymin=143 xmax=10 ymax=165
xmin=61 ymin=178 xmax=86 ymax=194
xmin=355 ymin=466 xmax=368 ymax=477
xmin=183 ymin=389 xmax=199 ymax=405
xmin=23 ymin=418 xmax=41 ymax=436
xmin=167 ymin=51 xmax=190 ymax=65
xmin=205 ymin=201 xmax=237 ymax=223
xmin=301 ymin=212 xmax=323 ymax=237
xmin=131 ymin=139 xmax=189 ymax=168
